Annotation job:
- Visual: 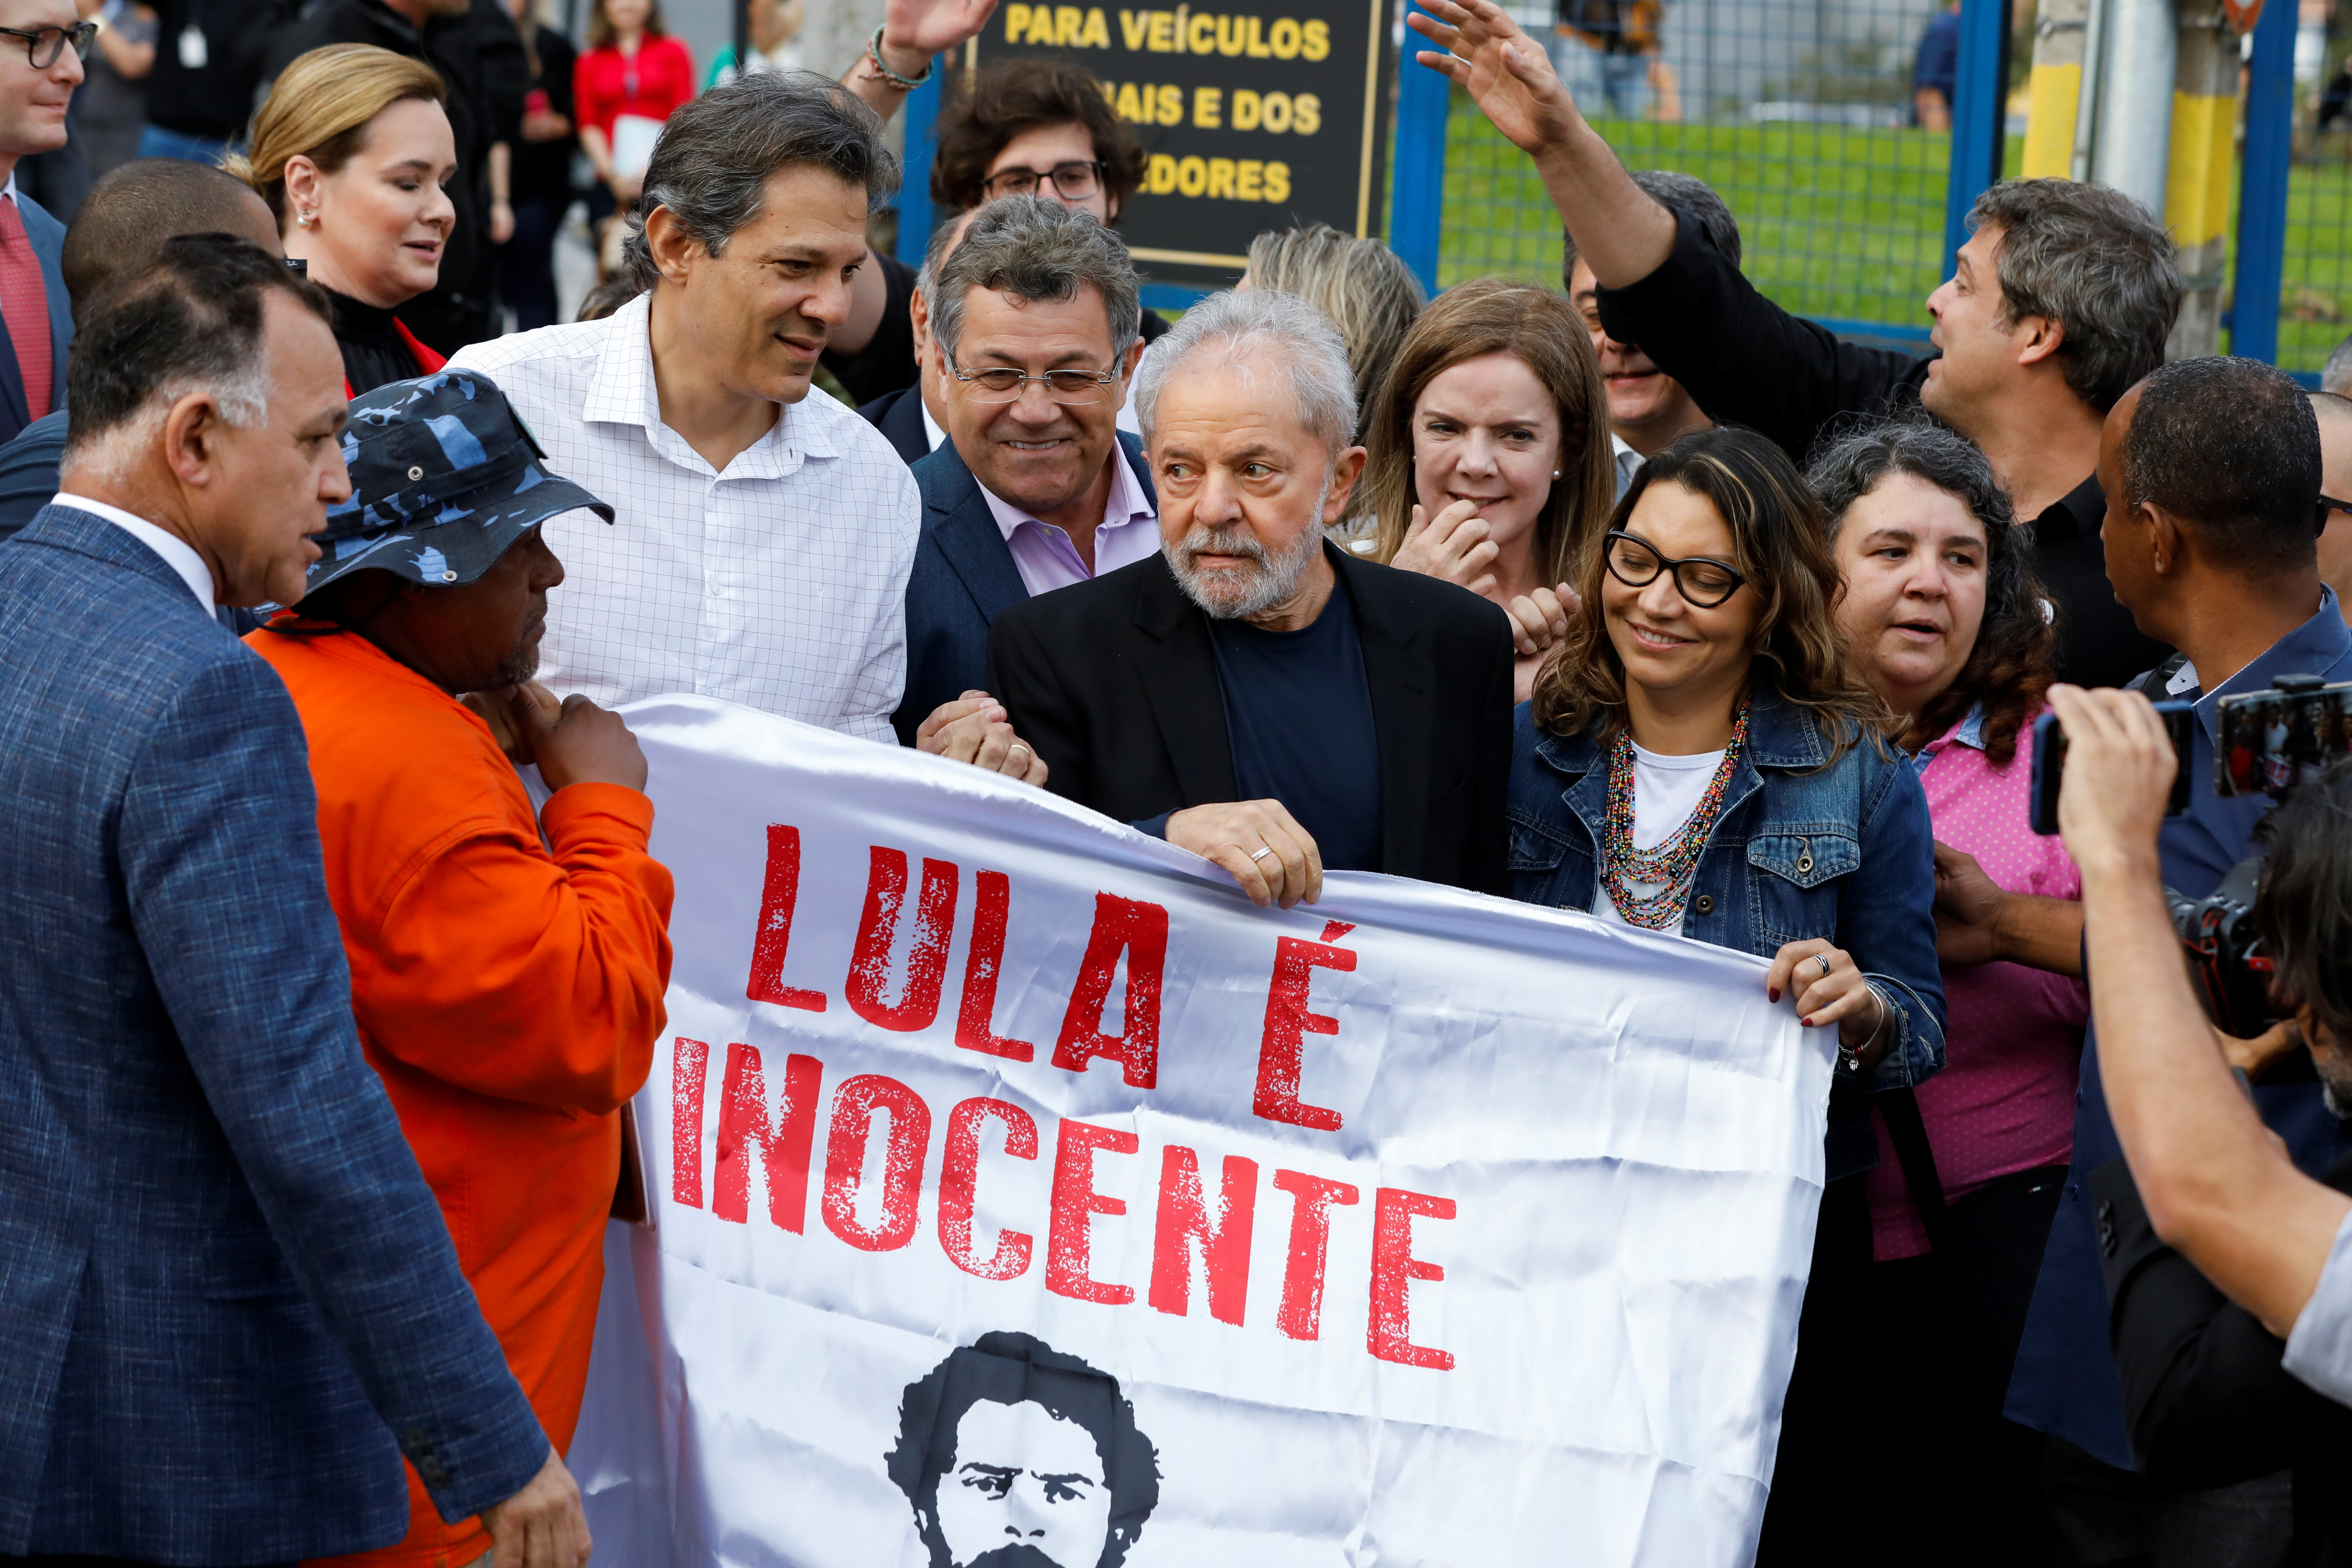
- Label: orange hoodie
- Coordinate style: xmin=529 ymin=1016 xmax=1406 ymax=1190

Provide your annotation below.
xmin=251 ymin=626 xmax=674 ymax=1568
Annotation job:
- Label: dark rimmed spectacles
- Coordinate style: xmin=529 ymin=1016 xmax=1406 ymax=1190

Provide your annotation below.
xmin=946 ymin=351 xmax=1119 ymax=406
xmin=0 ymin=21 xmax=96 ymax=68
xmin=981 ymin=159 xmax=1106 ymax=202
xmin=1603 ymin=529 xmax=1748 ymax=608
xmin=2321 ymin=494 xmax=2352 ymax=530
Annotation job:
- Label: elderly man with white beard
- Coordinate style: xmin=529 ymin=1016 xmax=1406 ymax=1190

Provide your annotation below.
xmin=987 ymin=289 xmax=1516 ymax=905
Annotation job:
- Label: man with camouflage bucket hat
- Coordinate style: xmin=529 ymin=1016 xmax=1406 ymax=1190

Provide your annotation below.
xmin=249 ymin=368 xmax=676 ymax=1568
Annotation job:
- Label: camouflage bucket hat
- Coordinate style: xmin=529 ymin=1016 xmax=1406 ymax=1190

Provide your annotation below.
xmin=299 ymin=368 xmax=614 ymax=599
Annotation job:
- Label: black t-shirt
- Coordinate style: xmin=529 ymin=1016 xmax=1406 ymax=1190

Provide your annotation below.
xmin=823 ymin=251 xmax=1176 ymax=409
xmin=2031 ymin=472 xmax=2172 ymax=692
xmin=1204 ymin=574 xmax=1384 ymax=874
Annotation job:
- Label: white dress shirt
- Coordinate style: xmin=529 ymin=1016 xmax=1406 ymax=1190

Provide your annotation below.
xmin=52 ymin=491 xmax=215 ymax=606
xmin=447 ymin=293 xmax=920 ymax=743
xmin=975 ymin=440 xmax=1160 ymax=597
xmin=1611 ymin=432 xmax=1643 ymax=501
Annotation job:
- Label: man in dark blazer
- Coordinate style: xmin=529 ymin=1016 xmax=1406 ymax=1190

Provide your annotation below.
xmin=891 ymin=198 xmax=1161 ymax=771
xmin=0 ymin=236 xmax=585 ymax=1560
xmin=989 ymin=289 xmax=1514 ymax=902
xmin=0 ymin=0 xmax=81 ymax=447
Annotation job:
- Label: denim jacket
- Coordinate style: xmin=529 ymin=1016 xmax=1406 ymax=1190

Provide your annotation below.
xmin=1505 ymin=679 xmax=1948 ymax=1182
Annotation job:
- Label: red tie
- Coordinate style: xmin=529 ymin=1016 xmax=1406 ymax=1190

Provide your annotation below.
xmin=0 ymin=195 xmax=52 ymax=421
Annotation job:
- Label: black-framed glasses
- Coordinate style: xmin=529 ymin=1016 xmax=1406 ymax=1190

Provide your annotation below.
xmin=0 ymin=21 xmax=96 ymax=68
xmin=980 ymin=159 xmax=1106 ymax=202
xmin=2321 ymin=495 xmax=2352 ymax=530
xmin=946 ymin=351 xmax=1119 ymax=406
xmin=1602 ymin=529 xmax=1748 ymax=608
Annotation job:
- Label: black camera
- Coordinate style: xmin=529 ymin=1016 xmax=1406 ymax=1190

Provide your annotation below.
xmin=2030 ymin=672 xmax=2352 ymax=1036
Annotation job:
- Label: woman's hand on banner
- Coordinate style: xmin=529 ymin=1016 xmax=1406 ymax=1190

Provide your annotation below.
xmin=1168 ymin=799 xmax=1325 ymax=909
xmin=916 ymin=690 xmax=1050 ymax=787
xmin=1766 ymin=939 xmax=1886 ymax=1062
xmin=1408 ymin=0 xmax=1581 ymax=158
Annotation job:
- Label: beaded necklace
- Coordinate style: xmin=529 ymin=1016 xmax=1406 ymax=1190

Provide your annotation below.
xmin=1600 ymin=698 xmax=1750 ymax=930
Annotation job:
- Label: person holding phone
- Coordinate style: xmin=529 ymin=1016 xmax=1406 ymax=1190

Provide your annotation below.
xmin=1504 ymin=424 xmax=1947 ymax=1557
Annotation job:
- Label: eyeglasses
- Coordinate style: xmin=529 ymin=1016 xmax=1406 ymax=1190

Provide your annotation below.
xmin=980 ymin=160 xmax=1106 ymax=203
xmin=1602 ymin=529 xmax=1748 ymax=608
xmin=0 ymin=21 xmax=95 ymax=68
xmin=947 ymin=351 xmax=1119 ymax=405
xmin=2321 ymin=495 xmax=2352 ymax=529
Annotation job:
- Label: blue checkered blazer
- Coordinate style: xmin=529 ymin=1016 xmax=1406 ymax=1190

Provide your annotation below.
xmin=0 ymin=504 xmax=549 ymax=1559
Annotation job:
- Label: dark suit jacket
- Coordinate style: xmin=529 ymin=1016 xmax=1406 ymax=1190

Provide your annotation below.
xmin=0 ymin=505 xmax=548 ymax=1556
xmin=987 ymin=542 xmax=1515 ymax=894
xmin=891 ymin=431 xmax=1155 ymax=744
xmin=0 ymin=192 xmax=71 ymax=447
xmin=858 ymin=384 xmax=932 ymax=464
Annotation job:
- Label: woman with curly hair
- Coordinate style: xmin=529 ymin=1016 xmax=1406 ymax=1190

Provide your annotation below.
xmin=1806 ymin=413 xmax=2080 ymax=1564
xmin=1506 ymin=423 xmax=1947 ymax=1560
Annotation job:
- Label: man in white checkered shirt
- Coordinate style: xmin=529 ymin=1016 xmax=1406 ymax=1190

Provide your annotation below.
xmin=449 ymin=75 xmax=920 ymax=745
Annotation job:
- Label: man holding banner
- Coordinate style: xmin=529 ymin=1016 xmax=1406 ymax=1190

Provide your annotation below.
xmin=988 ymin=290 xmax=1516 ymax=903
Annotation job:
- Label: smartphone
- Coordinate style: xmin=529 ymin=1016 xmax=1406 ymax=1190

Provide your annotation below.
xmin=2212 ymin=676 xmax=2352 ymax=798
xmin=2028 ymin=702 xmax=2197 ymax=836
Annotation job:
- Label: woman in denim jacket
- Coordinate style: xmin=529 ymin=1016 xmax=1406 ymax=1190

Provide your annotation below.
xmin=1506 ymin=427 xmax=1946 ymax=1142
xmin=1506 ymin=427 xmax=1946 ymax=1557
xmin=1505 ymin=423 xmax=1947 ymax=1161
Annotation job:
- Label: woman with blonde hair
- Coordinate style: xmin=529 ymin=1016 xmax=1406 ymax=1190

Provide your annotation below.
xmin=1362 ymin=277 xmax=1617 ymax=701
xmin=1241 ymin=222 xmax=1426 ymax=439
xmin=230 ymin=44 xmax=454 ymax=392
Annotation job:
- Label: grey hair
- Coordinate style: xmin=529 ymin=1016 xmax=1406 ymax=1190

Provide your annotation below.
xmin=1967 ymin=178 xmax=2180 ymax=414
xmin=928 ymin=196 xmax=1142 ymax=363
xmin=1564 ymin=168 xmax=1742 ymax=281
xmin=2324 ymin=333 xmax=2352 ymax=398
xmin=1134 ymin=290 xmax=1356 ymax=455
xmin=621 ymin=71 xmax=898 ymax=288
xmin=1244 ymin=224 xmax=1425 ymax=437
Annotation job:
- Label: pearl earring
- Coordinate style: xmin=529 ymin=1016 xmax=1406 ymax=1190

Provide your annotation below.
xmin=297 ymin=211 xmax=314 ymax=227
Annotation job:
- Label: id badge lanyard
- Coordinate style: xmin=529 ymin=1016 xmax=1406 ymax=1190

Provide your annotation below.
xmin=178 ymin=0 xmax=206 ymax=69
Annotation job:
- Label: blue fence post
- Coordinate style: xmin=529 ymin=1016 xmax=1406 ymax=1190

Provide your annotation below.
xmin=1391 ymin=6 xmax=1449 ymax=297
xmin=1942 ymin=0 xmax=2006 ymax=270
xmin=896 ymin=68 xmax=944 ymax=268
xmin=2233 ymin=0 xmax=2296 ymax=363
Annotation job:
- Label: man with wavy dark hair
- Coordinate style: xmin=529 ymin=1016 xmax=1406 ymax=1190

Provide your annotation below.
xmin=827 ymin=56 xmax=1167 ymax=408
xmin=886 ymin=1331 xmax=1161 ymax=1568
xmin=1419 ymin=0 xmax=2180 ymax=693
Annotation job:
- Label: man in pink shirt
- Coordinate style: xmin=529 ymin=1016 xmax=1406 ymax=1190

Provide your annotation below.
xmin=894 ymin=197 xmax=1153 ymax=764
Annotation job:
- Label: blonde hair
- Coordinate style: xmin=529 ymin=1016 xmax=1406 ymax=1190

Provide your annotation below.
xmin=1360 ymin=278 xmax=1617 ymax=593
xmin=225 ymin=45 xmax=447 ymax=226
xmin=1244 ymin=224 xmax=1425 ymax=438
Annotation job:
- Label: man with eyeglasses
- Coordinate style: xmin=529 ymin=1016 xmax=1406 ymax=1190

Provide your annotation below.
xmin=0 ymin=0 xmax=79 ymax=449
xmin=894 ymin=197 xmax=1151 ymax=770
xmin=825 ymin=56 xmax=1168 ymax=410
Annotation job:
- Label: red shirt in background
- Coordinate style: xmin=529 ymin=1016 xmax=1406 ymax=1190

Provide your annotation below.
xmin=573 ymin=33 xmax=694 ymax=144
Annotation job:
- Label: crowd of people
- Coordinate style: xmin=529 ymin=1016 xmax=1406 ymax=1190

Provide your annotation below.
xmin=3 ymin=0 xmax=2352 ymax=1561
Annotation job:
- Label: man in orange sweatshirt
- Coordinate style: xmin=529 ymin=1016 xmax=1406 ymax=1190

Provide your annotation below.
xmin=250 ymin=369 xmax=675 ymax=1568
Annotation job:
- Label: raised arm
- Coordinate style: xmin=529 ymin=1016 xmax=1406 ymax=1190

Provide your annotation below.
xmin=842 ymin=0 xmax=1002 ymax=122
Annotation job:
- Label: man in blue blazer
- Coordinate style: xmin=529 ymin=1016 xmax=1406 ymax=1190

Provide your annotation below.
xmin=891 ymin=198 xmax=1156 ymax=761
xmin=0 ymin=0 xmax=81 ymax=448
xmin=0 ymin=237 xmax=587 ymax=1561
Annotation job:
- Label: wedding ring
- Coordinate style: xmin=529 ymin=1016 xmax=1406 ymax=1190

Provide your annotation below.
xmin=1815 ymin=954 xmax=1833 ymax=978
xmin=1250 ymin=845 xmax=1275 ymax=863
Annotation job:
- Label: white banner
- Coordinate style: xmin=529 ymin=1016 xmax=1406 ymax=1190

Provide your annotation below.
xmin=570 ymin=697 xmax=1833 ymax=1568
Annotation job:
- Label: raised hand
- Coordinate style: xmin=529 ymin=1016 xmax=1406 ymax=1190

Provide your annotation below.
xmin=879 ymin=0 xmax=1003 ymax=67
xmin=1407 ymin=0 xmax=1581 ymax=157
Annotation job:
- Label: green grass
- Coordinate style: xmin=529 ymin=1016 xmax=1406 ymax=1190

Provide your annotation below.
xmin=1430 ymin=90 xmax=2352 ymax=372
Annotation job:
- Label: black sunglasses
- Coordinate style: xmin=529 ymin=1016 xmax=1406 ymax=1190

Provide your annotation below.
xmin=2322 ymin=494 xmax=2352 ymax=531
xmin=0 ymin=21 xmax=96 ymax=68
xmin=1602 ymin=529 xmax=1748 ymax=608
